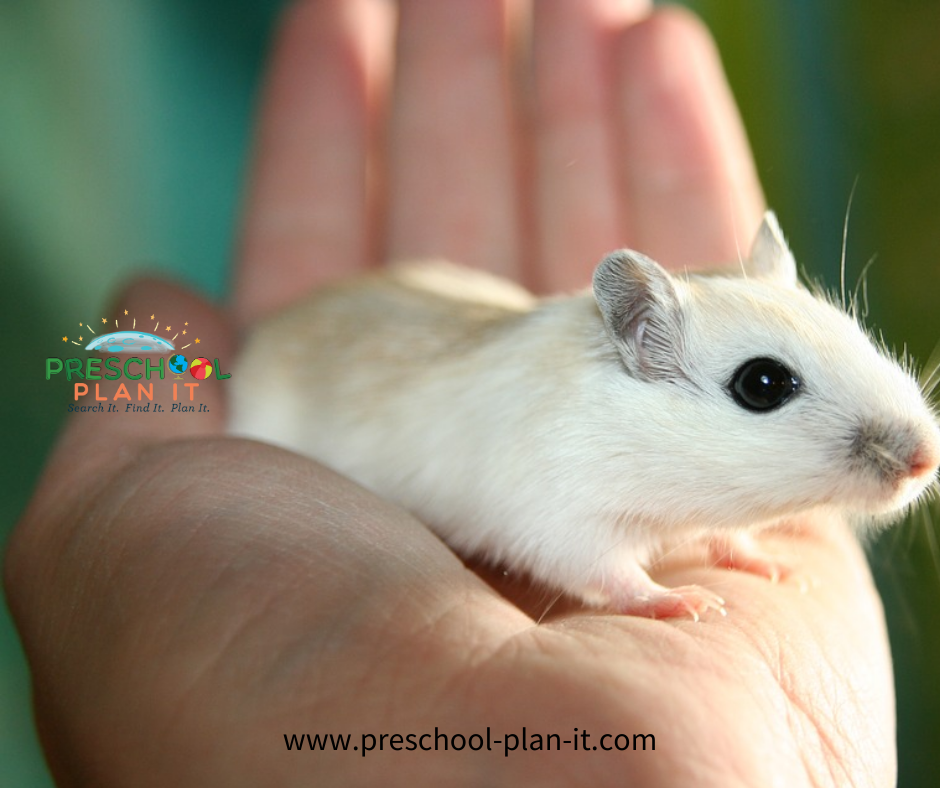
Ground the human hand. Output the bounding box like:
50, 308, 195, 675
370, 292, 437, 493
5, 1, 895, 785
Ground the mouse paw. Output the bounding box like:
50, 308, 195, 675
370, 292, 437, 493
709, 535, 790, 583
618, 585, 727, 622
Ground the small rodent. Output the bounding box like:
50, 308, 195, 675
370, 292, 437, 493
230, 213, 940, 619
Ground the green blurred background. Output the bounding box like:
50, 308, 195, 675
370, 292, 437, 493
2, 0, 938, 784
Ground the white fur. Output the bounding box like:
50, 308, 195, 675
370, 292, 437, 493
230, 213, 940, 609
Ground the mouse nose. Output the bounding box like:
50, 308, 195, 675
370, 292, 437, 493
906, 438, 940, 480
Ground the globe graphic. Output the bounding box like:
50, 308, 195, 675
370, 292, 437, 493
168, 354, 187, 374
190, 357, 213, 380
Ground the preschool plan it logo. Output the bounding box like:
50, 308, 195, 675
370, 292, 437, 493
47, 309, 230, 413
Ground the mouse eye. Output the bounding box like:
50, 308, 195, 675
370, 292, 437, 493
729, 357, 801, 412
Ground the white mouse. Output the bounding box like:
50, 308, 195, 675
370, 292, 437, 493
229, 213, 940, 619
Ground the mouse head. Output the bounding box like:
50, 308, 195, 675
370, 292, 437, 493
592, 212, 940, 524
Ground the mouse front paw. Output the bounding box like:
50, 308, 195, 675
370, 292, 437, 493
583, 558, 727, 621
708, 534, 790, 583
616, 584, 727, 622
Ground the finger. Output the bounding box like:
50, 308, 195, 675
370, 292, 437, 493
235, 0, 394, 324
531, 0, 650, 292
385, 0, 522, 278
617, 7, 765, 269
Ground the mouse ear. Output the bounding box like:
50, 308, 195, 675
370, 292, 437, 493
745, 211, 798, 287
593, 250, 686, 381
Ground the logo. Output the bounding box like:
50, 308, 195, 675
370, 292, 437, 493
46, 310, 230, 414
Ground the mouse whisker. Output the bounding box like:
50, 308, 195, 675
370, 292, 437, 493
916, 498, 940, 588
850, 253, 877, 323
730, 195, 746, 279
535, 589, 567, 624
917, 337, 940, 399
839, 176, 860, 313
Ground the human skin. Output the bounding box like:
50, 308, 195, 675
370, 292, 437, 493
5, 1, 895, 786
